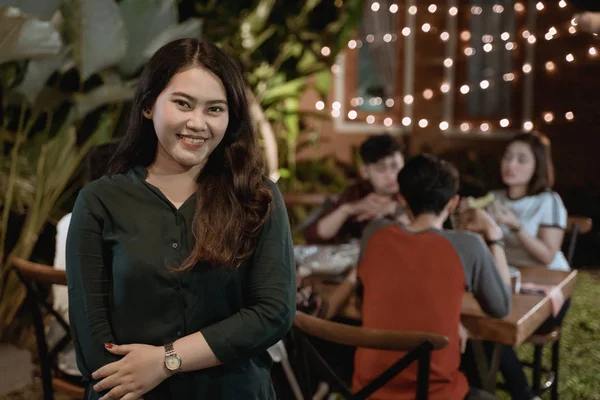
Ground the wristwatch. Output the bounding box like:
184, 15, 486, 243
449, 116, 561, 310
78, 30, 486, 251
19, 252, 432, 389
164, 342, 182, 373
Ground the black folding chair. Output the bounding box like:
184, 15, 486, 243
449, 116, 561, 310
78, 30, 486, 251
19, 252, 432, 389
292, 311, 448, 400
11, 257, 85, 400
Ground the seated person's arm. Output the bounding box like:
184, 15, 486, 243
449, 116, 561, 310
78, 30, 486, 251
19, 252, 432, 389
322, 268, 358, 320
461, 209, 511, 317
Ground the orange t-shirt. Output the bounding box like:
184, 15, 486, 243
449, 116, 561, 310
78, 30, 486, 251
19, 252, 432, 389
353, 221, 511, 400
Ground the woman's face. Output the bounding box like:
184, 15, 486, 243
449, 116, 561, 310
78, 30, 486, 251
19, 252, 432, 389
501, 141, 536, 188
145, 66, 229, 173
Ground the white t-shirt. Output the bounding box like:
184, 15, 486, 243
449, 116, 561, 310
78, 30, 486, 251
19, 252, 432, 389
47, 213, 81, 376
491, 190, 570, 271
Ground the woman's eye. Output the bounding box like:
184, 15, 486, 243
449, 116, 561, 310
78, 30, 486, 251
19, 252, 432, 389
174, 100, 190, 108
208, 106, 224, 113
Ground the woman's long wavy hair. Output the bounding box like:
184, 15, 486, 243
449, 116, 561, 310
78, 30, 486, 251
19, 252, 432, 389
107, 38, 272, 269
504, 132, 555, 196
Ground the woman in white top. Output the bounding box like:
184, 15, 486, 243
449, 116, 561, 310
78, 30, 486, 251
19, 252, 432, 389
491, 132, 570, 271
482, 132, 569, 400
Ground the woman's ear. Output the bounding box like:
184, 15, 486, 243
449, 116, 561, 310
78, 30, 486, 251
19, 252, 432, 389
142, 108, 153, 119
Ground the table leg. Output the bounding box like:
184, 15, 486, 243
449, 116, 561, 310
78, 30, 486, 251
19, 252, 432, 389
471, 340, 503, 393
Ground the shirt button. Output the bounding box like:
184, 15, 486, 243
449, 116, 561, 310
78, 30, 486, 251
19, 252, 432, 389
172, 242, 178, 249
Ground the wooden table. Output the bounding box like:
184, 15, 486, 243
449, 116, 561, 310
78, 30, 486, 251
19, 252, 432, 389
306, 267, 578, 392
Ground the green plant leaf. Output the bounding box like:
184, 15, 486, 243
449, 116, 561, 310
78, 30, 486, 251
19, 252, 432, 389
118, 0, 178, 77
61, 0, 127, 81
261, 77, 306, 104
314, 69, 331, 99
0, 7, 63, 63
143, 18, 203, 59
72, 80, 137, 119
0, 0, 62, 20
13, 47, 70, 104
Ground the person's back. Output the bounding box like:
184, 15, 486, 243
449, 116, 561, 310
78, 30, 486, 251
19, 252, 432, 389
353, 155, 511, 400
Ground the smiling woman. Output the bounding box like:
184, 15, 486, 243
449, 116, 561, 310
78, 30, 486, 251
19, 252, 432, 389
65, 39, 296, 400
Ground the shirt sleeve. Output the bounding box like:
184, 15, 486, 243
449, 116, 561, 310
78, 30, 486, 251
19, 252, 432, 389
303, 183, 362, 244
66, 188, 121, 379
539, 192, 567, 229
461, 233, 512, 318
52, 213, 72, 320
200, 180, 297, 364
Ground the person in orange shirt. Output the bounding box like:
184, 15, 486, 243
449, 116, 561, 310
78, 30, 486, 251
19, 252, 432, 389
354, 154, 512, 400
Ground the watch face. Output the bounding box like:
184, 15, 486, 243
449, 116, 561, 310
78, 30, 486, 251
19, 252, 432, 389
165, 354, 181, 371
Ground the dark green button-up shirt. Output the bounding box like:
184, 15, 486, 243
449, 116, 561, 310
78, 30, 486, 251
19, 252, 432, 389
66, 167, 296, 399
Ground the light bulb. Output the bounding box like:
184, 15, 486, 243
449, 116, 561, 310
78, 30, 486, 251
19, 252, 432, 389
389, 4, 398, 13
384, 118, 393, 127
439, 121, 449, 130
460, 85, 470, 94
480, 80, 490, 89
348, 40, 357, 49
566, 53, 574, 62
321, 46, 331, 56
401, 117, 411, 126
371, 2, 380, 12
348, 110, 357, 120
501, 32, 510, 41
428, 4, 437, 13
480, 123, 490, 132
523, 121, 533, 131
441, 83, 450, 93
449, 7, 458, 16
522, 63, 532, 74
503, 73, 515, 82
460, 123, 470, 132
461, 31, 471, 41
419, 119, 429, 128
315, 101, 325, 110
402, 27, 411, 36
404, 95, 414, 104
500, 119, 510, 127
444, 58, 453, 67
565, 111, 574, 120
484, 43, 493, 52
545, 61, 555, 71
366, 115, 375, 124
536, 2, 544, 11
408, 5, 417, 15
423, 89, 434, 99
543, 112, 554, 123
440, 32, 450, 41
422, 23, 431, 33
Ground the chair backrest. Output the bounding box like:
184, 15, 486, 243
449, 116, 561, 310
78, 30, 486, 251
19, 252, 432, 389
11, 257, 84, 400
293, 311, 448, 400
565, 216, 593, 265
294, 311, 448, 351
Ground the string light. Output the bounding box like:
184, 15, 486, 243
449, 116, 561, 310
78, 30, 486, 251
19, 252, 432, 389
315, 101, 325, 110
348, 110, 357, 120
348, 40, 357, 49
482, 35, 493, 43
439, 121, 449, 130
493, 5, 504, 13
332, 109, 340, 118
545, 61, 555, 71
440, 83, 450, 93
566, 53, 574, 62
527, 35, 536, 44
480, 123, 490, 132
423, 89, 434, 99
569, 26, 576, 34
500, 119, 510, 127
523, 121, 533, 131
559, 0, 567, 7
536, 2, 544, 11
366, 115, 375, 124
385, 99, 395, 107
332, 101, 341, 110
408, 5, 417, 15
384, 118, 394, 127
545, 32, 553, 40
480, 80, 490, 89
402, 27, 411, 36
589, 47, 597, 56
503, 73, 515, 82
543, 112, 554, 123
371, 2, 380, 12
389, 4, 398, 13
331, 64, 341, 74
428, 4, 437, 13
484, 44, 493, 52
522, 30, 531, 39
404, 95, 413, 104
514, 2, 525, 13
471, 6, 483, 15
571, 18, 578, 26
401, 117, 411, 126
383, 33, 392, 42
522, 63, 532, 74
321, 46, 331, 56
422, 23, 431, 33
366, 34, 375, 43
506, 42, 516, 50
465, 47, 475, 56
460, 85, 470, 94
419, 119, 428, 128
444, 58, 453, 67
440, 32, 450, 41
565, 111, 574, 120
460, 123, 470, 132
501, 32, 510, 41
461, 31, 471, 41
449, 7, 458, 16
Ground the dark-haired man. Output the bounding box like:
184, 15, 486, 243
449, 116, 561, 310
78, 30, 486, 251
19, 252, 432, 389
304, 134, 407, 244
353, 154, 511, 400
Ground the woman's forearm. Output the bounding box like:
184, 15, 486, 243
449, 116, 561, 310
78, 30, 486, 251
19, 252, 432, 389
172, 332, 221, 372
515, 229, 556, 265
